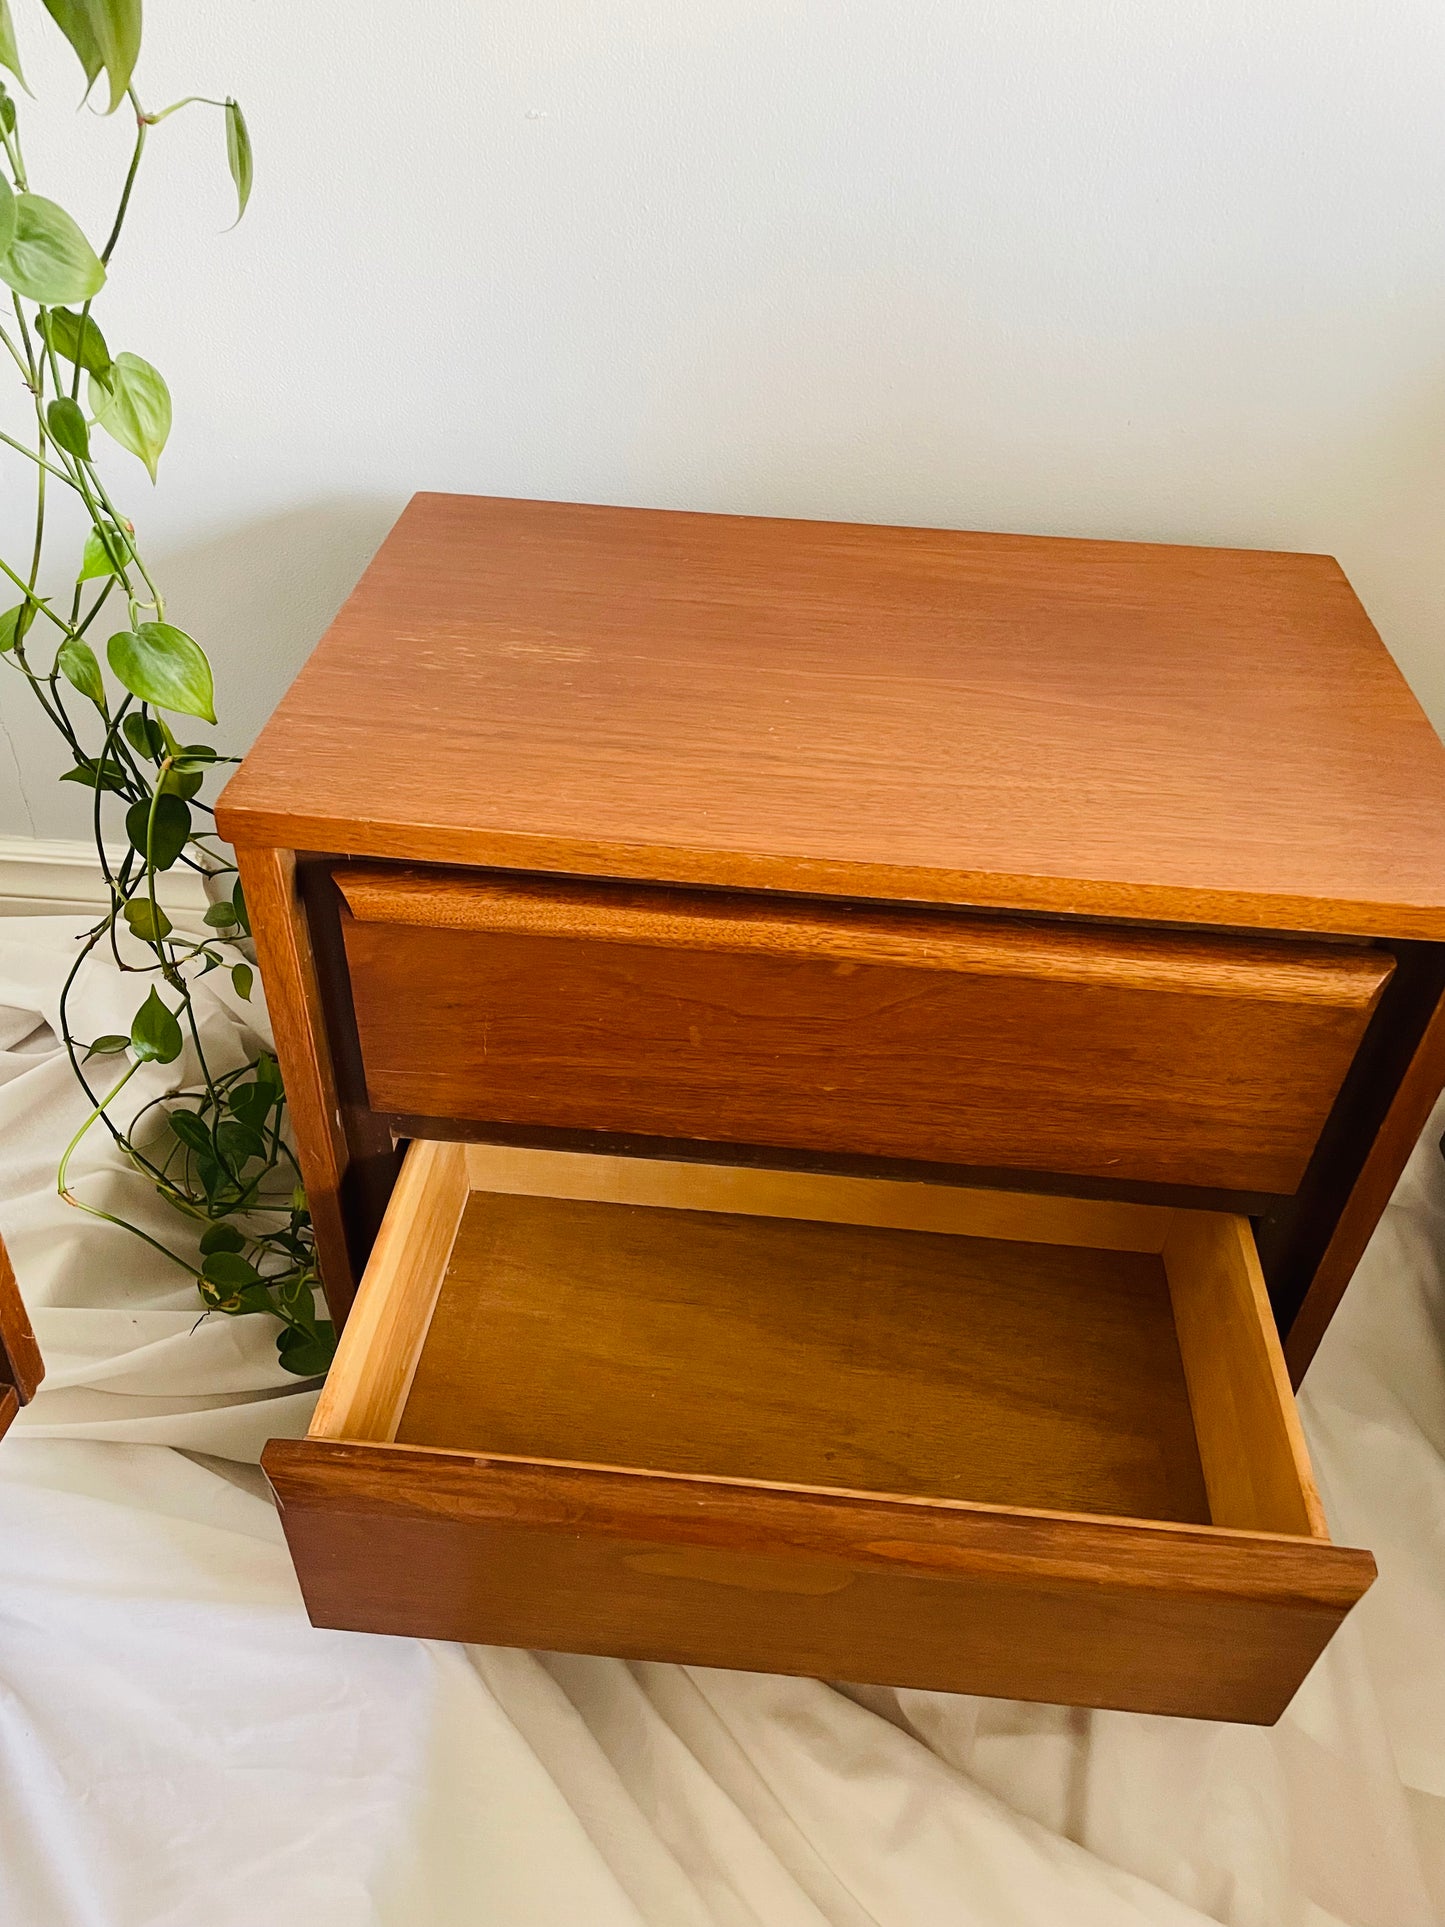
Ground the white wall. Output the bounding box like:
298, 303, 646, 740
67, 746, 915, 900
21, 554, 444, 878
4, 0, 1445, 834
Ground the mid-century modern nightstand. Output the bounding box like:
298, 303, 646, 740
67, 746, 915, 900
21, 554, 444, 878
217, 494, 1445, 1724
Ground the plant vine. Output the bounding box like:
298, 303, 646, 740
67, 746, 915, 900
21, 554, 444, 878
0, 1, 332, 1377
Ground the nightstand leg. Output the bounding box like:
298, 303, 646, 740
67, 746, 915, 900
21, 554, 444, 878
236, 845, 397, 1326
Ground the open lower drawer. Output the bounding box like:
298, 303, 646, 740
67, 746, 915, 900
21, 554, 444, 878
262, 1141, 1376, 1723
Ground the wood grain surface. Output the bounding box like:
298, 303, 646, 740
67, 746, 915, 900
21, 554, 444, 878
235, 847, 362, 1321
263, 1439, 1376, 1724
1164, 1212, 1326, 1537
457, 1141, 1178, 1251
0, 1233, 41, 1439
309, 1138, 468, 1443
276, 1141, 1375, 1718
337, 866, 1395, 1000
338, 875, 1391, 1193
216, 494, 1445, 938
388, 1113, 1281, 1214
394, 1191, 1211, 1523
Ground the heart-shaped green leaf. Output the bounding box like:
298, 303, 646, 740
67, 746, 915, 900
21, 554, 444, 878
90, 0, 140, 111
215, 1116, 264, 1165
0, 601, 33, 652
78, 519, 132, 581
164, 745, 216, 780
203, 898, 240, 929
56, 634, 104, 706
0, 4, 25, 89
230, 962, 253, 1001
0, 193, 104, 302
225, 97, 252, 222
121, 711, 165, 759
159, 762, 204, 801
168, 1109, 213, 1157
41, 0, 139, 113
38, 305, 110, 376
46, 394, 89, 460
83, 1033, 128, 1059
227, 1084, 274, 1132
60, 754, 125, 791
89, 351, 169, 478
201, 1249, 261, 1289
129, 986, 182, 1063
198, 1224, 244, 1258
107, 621, 215, 723
122, 896, 172, 944
125, 791, 190, 870
276, 1321, 336, 1377
224, 1078, 264, 1114
40, 0, 99, 89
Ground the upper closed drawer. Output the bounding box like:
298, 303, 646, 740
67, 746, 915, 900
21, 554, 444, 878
335, 866, 1394, 1194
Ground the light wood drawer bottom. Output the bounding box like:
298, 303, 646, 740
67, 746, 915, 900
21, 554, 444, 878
263, 1143, 1375, 1723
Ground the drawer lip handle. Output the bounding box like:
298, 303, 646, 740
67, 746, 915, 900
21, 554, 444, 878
335, 866, 1394, 1005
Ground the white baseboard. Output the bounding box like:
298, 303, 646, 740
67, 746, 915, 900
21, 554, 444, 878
0, 834, 213, 920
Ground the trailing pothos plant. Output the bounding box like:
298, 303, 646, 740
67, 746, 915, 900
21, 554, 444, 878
0, 1, 332, 1377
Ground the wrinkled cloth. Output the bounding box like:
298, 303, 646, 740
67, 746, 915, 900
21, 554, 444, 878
0, 916, 1441, 1926
0, 917, 319, 1460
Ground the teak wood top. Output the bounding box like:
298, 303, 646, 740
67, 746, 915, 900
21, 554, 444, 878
217, 492, 1445, 937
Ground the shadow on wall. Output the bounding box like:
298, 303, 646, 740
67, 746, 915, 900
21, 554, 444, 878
154, 496, 405, 755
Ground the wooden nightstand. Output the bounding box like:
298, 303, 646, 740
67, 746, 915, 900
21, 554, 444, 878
217, 494, 1445, 1723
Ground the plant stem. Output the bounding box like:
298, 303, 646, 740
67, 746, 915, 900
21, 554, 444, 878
57, 1055, 139, 1178
0, 48, 329, 1374
0, 424, 80, 485
101, 102, 148, 265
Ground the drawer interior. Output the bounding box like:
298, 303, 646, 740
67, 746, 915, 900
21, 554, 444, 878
311, 1140, 1330, 1542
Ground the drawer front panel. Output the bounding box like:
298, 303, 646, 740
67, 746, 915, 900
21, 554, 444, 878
336, 868, 1393, 1193
264, 1441, 1371, 1725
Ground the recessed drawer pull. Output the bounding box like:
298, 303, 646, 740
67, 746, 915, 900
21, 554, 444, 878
623, 1549, 857, 1595
337, 867, 1389, 998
